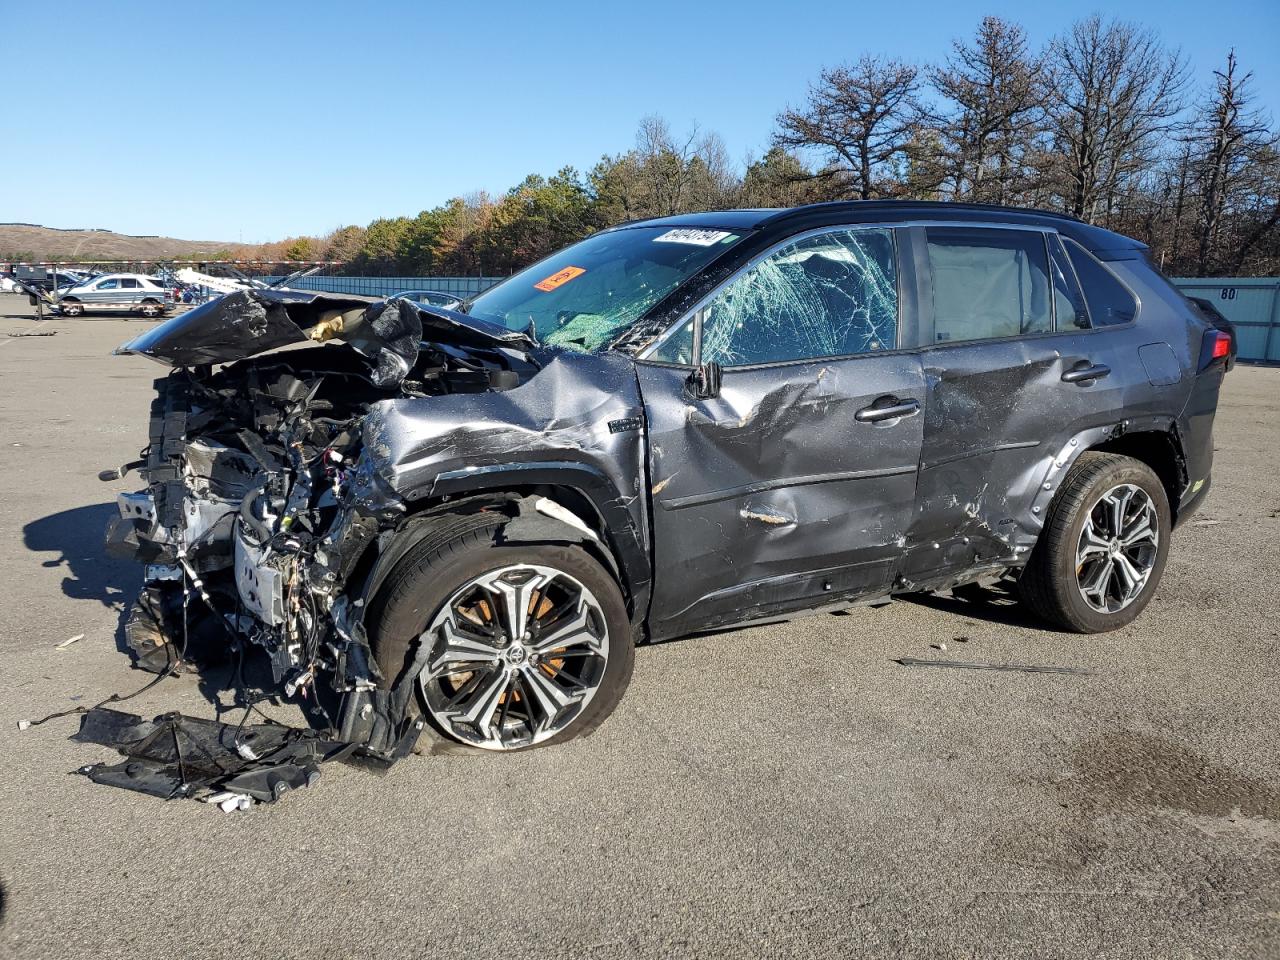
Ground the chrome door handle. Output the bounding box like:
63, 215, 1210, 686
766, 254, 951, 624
855, 398, 920, 423
1062, 362, 1111, 384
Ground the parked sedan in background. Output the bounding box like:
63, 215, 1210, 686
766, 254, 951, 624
56, 273, 173, 318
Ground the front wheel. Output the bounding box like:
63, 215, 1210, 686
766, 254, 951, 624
59, 299, 83, 317
1019, 452, 1171, 633
368, 515, 634, 752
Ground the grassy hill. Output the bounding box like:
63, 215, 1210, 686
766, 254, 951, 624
0, 223, 236, 262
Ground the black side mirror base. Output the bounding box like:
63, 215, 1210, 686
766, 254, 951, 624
686, 361, 722, 400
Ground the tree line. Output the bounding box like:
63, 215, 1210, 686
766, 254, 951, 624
250, 15, 1280, 278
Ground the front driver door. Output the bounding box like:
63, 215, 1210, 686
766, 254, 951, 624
87, 278, 118, 307
635, 226, 927, 640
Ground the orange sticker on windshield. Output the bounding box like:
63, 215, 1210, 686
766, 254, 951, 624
534, 265, 585, 291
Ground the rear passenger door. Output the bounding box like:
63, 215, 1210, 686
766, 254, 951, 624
901, 224, 1145, 583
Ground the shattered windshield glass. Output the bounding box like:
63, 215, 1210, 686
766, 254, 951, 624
465, 226, 744, 352
653, 228, 899, 366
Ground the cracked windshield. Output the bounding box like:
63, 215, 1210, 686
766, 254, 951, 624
465, 225, 744, 351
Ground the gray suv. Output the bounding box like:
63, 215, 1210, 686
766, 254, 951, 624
105, 201, 1228, 757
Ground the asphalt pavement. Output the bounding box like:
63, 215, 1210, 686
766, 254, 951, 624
0, 299, 1276, 959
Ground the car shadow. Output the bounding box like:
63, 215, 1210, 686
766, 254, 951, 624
23, 503, 137, 657
22, 503, 329, 730
903, 583, 1056, 632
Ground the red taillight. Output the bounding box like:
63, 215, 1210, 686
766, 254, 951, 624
1199, 329, 1232, 371
1211, 332, 1230, 360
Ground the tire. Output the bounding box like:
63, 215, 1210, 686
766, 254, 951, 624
139, 300, 162, 318
60, 300, 83, 317
368, 513, 634, 752
1019, 451, 1171, 633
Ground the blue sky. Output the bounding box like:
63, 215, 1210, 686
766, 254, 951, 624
5, 0, 1277, 242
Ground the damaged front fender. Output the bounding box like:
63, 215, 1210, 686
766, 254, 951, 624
357, 349, 653, 616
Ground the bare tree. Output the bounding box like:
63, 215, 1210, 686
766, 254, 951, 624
773, 56, 923, 199
1043, 16, 1188, 222
1222, 139, 1280, 275
592, 117, 736, 223
930, 17, 1046, 204
1187, 51, 1276, 274
737, 147, 835, 207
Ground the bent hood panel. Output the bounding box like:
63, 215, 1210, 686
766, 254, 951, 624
115, 289, 534, 387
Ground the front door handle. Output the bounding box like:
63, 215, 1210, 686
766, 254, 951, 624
855, 397, 921, 423
1062, 362, 1111, 384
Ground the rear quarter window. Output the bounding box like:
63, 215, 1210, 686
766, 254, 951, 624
1063, 239, 1139, 326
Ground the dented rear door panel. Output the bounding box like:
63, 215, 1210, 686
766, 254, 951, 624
637, 354, 926, 639
903, 241, 1190, 584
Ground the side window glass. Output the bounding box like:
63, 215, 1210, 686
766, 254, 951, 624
1048, 236, 1090, 329
925, 227, 1052, 341
693, 228, 898, 366
121, 278, 140, 289
649, 315, 695, 364
1063, 239, 1139, 326
98, 279, 118, 290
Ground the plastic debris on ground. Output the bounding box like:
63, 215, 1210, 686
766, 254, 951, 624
71, 707, 371, 809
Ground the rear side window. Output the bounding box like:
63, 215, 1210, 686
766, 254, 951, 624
925, 227, 1052, 342
1048, 236, 1090, 330
121, 278, 140, 289
1063, 239, 1138, 326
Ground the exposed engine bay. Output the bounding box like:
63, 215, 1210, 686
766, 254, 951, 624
110, 342, 497, 686
94, 288, 585, 799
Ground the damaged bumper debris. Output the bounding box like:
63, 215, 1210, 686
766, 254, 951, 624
81, 286, 637, 804
74, 707, 365, 809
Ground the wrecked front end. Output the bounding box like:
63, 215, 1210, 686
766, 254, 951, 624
101, 287, 635, 788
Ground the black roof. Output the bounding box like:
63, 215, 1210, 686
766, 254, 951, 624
622, 201, 1146, 256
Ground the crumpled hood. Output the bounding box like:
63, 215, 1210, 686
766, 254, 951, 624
115, 288, 534, 388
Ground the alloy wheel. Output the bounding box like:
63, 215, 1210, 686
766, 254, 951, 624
1075, 483, 1160, 614
417, 563, 611, 750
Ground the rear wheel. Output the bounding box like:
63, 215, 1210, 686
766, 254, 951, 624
139, 299, 163, 318
1019, 452, 1170, 633
368, 516, 633, 752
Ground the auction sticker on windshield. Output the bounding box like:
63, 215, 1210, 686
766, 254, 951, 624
653, 229, 733, 246
534, 265, 586, 291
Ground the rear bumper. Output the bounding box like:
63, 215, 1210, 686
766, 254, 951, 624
1173, 471, 1211, 528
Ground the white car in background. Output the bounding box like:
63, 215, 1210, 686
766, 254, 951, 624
55, 273, 174, 318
